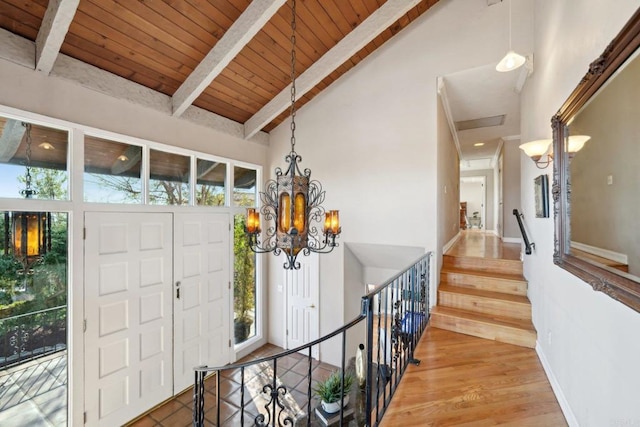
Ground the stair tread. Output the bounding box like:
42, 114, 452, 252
438, 284, 531, 304
431, 306, 535, 331
441, 267, 526, 282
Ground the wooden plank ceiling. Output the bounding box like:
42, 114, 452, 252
0, 0, 439, 134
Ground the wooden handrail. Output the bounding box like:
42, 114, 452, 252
513, 209, 534, 255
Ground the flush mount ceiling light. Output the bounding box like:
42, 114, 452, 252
38, 141, 54, 150
245, 0, 341, 270
496, 0, 526, 72
520, 135, 590, 168
473, 142, 485, 147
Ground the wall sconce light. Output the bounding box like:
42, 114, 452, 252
520, 135, 591, 168
566, 135, 590, 159
519, 139, 552, 169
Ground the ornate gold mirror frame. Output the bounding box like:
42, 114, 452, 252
552, 8, 640, 313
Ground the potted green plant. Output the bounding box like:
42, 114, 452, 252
314, 370, 354, 413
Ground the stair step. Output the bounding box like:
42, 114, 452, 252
430, 306, 536, 348
438, 285, 531, 320
444, 254, 523, 275
440, 267, 527, 296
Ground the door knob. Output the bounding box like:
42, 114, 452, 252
308, 304, 316, 309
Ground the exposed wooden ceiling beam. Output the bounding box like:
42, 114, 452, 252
0, 119, 25, 162
172, 0, 286, 118
243, 0, 424, 139
35, 0, 79, 74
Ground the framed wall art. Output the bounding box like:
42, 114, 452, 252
534, 174, 549, 218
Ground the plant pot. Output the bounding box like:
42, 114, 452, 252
234, 318, 253, 343
321, 395, 349, 414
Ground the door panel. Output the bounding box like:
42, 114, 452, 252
85, 212, 173, 426
174, 213, 230, 392
286, 253, 319, 358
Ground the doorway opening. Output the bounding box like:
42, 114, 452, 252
460, 176, 486, 230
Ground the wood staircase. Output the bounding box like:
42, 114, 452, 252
430, 253, 536, 348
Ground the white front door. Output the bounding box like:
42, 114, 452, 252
285, 253, 319, 358
84, 212, 173, 426
173, 213, 231, 392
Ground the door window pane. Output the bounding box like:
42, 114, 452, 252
196, 159, 226, 206
0, 117, 69, 200
234, 214, 256, 345
149, 149, 190, 205
233, 166, 256, 207
84, 136, 142, 203
0, 211, 68, 424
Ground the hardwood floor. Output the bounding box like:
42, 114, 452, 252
446, 231, 521, 261
381, 327, 567, 426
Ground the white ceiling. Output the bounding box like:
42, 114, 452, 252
440, 0, 533, 170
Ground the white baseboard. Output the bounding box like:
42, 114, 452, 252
570, 241, 628, 264
442, 231, 461, 254
535, 342, 578, 426
503, 237, 522, 244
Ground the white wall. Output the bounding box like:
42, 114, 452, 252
437, 93, 460, 271
521, 1, 640, 425
343, 246, 366, 366
267, 0, 534, 353
503, 139, 522, 239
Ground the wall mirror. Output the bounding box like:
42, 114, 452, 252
553, 8, 640, 313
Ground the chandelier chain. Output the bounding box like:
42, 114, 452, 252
22, 122, 35, 198
289, 0, 297, 152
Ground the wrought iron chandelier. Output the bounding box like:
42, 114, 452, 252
245, 0, 341, 270
3, 122, 51, 273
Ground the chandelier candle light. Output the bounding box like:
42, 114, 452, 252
245, 0, 341, 270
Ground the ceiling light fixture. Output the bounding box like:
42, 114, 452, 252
4, 123, 52, 274
245, 0, 341, 270
520, 135, 590, 168
474, 142, 485, 147
496, 0, 526, 72
117, 154, 128, 162
39, 142, 54, 150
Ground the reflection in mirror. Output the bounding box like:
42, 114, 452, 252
568, 49, 640, 279
553, 7, 640, 313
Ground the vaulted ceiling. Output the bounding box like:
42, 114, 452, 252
0, 0, 439, 139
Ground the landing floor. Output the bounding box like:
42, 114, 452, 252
381, 327, 567, 426
447, 230, 520, 260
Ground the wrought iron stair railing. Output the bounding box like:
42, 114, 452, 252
513, 209, 534, 255
193, 252, 432, 427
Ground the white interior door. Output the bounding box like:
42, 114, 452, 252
174, 213, 231, 392
84, 212, 173, 426
285, 253, 319, 358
